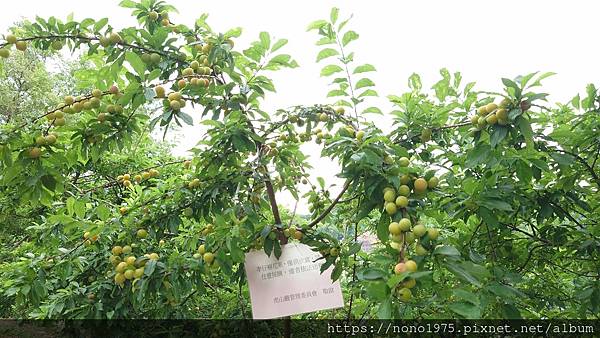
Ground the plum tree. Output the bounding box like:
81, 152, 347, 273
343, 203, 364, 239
0, 1, 597, 324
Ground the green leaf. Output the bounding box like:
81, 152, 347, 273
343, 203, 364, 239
270, 38, 288, 52
320, 64, 343, 77
377, 297, 392, 319
490, 126, 508, 148
342, 30, 359, 46
119, 0, 137, 8
449, 302, 481, 319
224, 27, 242, 38
433, 245, 461, 257
316, 48, 339, 62
259, 32, 271, 50
125, 51, 146, 78
358, 89, 378, 98
515, 116, 534, 149
530, 72, 556, 87
330, 7, 340, 24
362, 107, 382, 115
365, 281, 389, 301
353, 64, 376, 74
306, 20, 327, 31
515, 160, 532, 183
355, 78, 375, 89
478, 207, 499, 227
356, 267, 386, 281
327, 89, 347, 97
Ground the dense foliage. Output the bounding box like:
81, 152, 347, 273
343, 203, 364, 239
0, 0, 598, 320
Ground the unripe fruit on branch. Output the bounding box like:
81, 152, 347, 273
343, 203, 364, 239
114, 273, 125, 284
190, 60, 200, 70
428, 177, 439, 189
6, 34, 17, 44
45, 134, 57, 145
413, 178, 427, 193
496, 108, 508, 120
203, 252, 215, 264
142, 171, 151, 180
28, 147, 42, 158
35, 136, 46, 146
413, 224, 426, 237
168, 92, 182, 101
400, 174, 411, 185
477, 106, 487, 116
134, 267, 144, 279
182, 67, 194, 76
51, 41, 63, 50
155, 86, 165, 98
109, 85, 119, 95
470, 114, 479, 125
398, 218, 411, 232
92, 89, 102, 98
399, 157, 410, 167
99, 36, 109, 47
397, 288, 412, 302
485, 103, 498, 113
319, 113, 328, 122
122, 245, 132, 254
170, 100, 181, 110
64, 96, 75, 105
150, 53, 161, 64
486, 113, 498, 125
420, 128, 432, 142
112, 246, 123, 255
383, 189, 396, 202
394, 263, 407, 274
329, 247, 339, 256
355, 130, 365, 142
395, 195, 409, 208
116, 262, 127, 273
404, 260, 417, 272
125, 256, 136, 265
398, 185, 410, 197
124, 270, 134, 280
149, 252, 159, 260
109, 32, 122, 45
385, 202, 397, 215
15, 41, 27, 51
177, 79, 187, 89
388, 222, 402, 235
427, 228, 439, 240
402, 278, 416, 288
415, 244, 428, 256
390, 233, 403, 243
0, 48, 9, 58
335, 107, 345, 114
136, 229, 148, 239
148, 11, 159, 20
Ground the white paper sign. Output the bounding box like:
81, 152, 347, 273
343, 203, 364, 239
244, 243, 344, 319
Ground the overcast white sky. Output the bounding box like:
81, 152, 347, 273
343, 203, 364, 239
2, 1, 599, 214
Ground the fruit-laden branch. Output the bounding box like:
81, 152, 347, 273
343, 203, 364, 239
8, 91, 112, 134
80, 160, 186, 193
0, 34, 173, 58
306, 179, 353, 228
